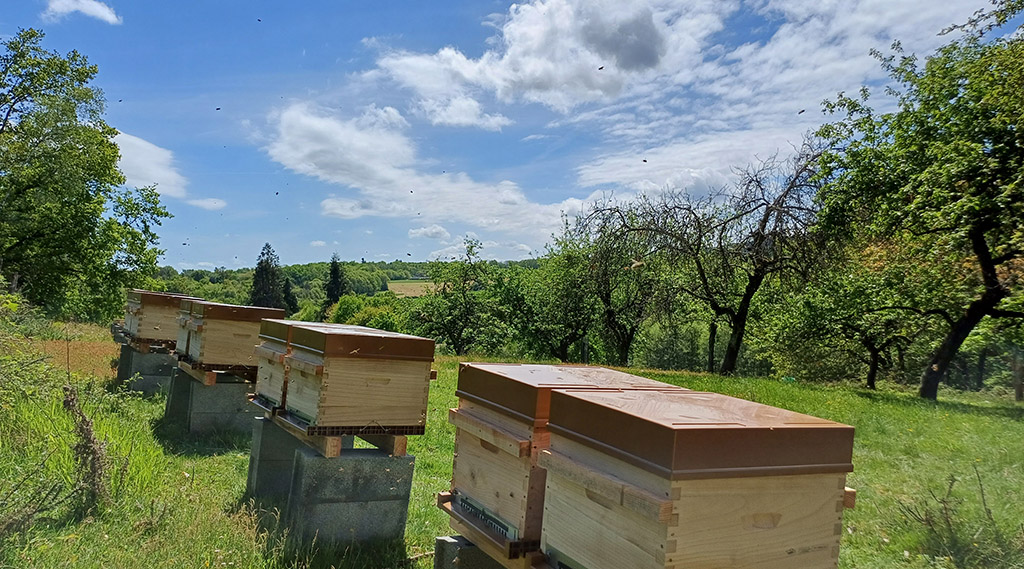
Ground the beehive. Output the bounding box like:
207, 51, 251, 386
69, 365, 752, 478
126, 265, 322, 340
281, 324, 435, 434
174, 298, 198, 358
539, 389, 855, 569
441, 364, 686, 558
125, 290, 196, 343
185, 301, 285, 367
252, 318, 297, 408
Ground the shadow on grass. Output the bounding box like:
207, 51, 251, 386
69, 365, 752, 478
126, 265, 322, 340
854, 389, 1024, 421
149, 413, 252, 456
231, 497, 414, 569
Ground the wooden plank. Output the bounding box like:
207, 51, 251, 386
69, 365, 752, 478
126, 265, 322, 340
541, 473, 666, 569
178, 360, 217, 385
449, 407, 531, 458
254, 344, 286, 363
271, 414, 343, 458
538, 450, 673, 524
666, 473, 846, 568
452, 430, 536, 540
286, 354, 323, 376
357, 434, 407, 456
844, 486, 856, 509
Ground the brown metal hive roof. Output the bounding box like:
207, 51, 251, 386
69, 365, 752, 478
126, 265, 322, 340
548, 388, 854, 480
456, 363, 686, 426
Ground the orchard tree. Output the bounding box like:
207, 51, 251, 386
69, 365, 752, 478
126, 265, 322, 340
818, 29, 1024, 399
415, 238, 497, 355
0, 29, 169, 318
249, 243, 286, 309
492, 231, 596, 362
610, 140, 825, 373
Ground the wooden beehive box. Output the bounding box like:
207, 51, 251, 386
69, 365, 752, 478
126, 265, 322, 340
252, 318, 296, 408
185, 301, 285, 368
282, 324, 435, 434
174, 298, 199, 358
539, 389, 855, 569
440, 364, 686, 560
125, 289, 195, 343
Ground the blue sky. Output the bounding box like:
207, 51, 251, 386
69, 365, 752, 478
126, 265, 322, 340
2, 0, 997, 269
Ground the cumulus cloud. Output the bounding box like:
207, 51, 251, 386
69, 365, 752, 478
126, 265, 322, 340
116, 132, 227, 210
408, 224, 451, 240
116, 133, 188, 198
266, 103, 584, 243
42, 0, 122, 24
310, 240, 327, 247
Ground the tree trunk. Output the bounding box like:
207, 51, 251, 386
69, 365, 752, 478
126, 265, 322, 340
706, 321, 717, 373
919, 290, 1004, 399
920, 228, 1009, 400
866, 348, 880, 390
719, 272, 765, 374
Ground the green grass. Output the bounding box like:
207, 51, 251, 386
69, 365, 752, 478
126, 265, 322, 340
1, 332, 1022, 568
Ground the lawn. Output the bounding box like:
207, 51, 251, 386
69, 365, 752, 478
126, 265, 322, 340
0, 326, 1021, 568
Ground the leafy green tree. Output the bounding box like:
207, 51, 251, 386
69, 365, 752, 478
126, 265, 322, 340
818, 30, 1024, 399
325, 253, 350, 304
579, 207, 665, 366
248, 243, 286, 309
415, 238, 498, 355
492, 235, 596, 362
282, 276, 299, 314
0, 29, 169, 319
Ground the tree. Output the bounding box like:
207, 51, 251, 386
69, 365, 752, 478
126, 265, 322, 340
581, 207, 665, 366
248, 243, 286, 309
415, 238, 498, 355
0, 29, 169, 319
491, 232, 596, 362
818, 31, 1024, 399
609, 140, 825, 373
325, 253, 350, 303
282, 276, 299, 314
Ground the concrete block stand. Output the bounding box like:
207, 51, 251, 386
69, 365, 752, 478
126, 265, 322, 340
285, 446, 415, 545
115, 344, 177, 396
163, 370, 259, 435
245, 419, 415, 546
247, 417, 308, 505
434, 536, 505, 569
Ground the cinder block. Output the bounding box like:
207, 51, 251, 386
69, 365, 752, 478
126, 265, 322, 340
247, 417, 305, 504
187, 380, 258, 434
164, 369, 192, 423
117, 346, 176, 395
285, 446, 415, 545
116, 344, 134, 383
434, 536, 504, 569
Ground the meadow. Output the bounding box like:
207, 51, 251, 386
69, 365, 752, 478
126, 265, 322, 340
0, 324, 1021, 568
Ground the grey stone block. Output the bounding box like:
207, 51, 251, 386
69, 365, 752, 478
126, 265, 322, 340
163, 369, 193, 424
285, 447, 415, 545
434, 536, 505, 569
188, 380, 258, 434
247, 418, 305, 504
117, 346, 176, 395
116, 344, 133, 383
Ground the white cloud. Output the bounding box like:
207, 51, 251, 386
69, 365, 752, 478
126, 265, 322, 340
266, 103, 584, 245
418, 96, 512, 130
186, 198, 227, 211
408, 224, 451, 240
116, 132, 188, 199
117, 133, 228, 211
42, 0, 122, 24
310, 240, 327, 247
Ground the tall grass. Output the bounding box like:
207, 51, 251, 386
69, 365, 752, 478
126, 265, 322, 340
1, 325, 1022, 568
